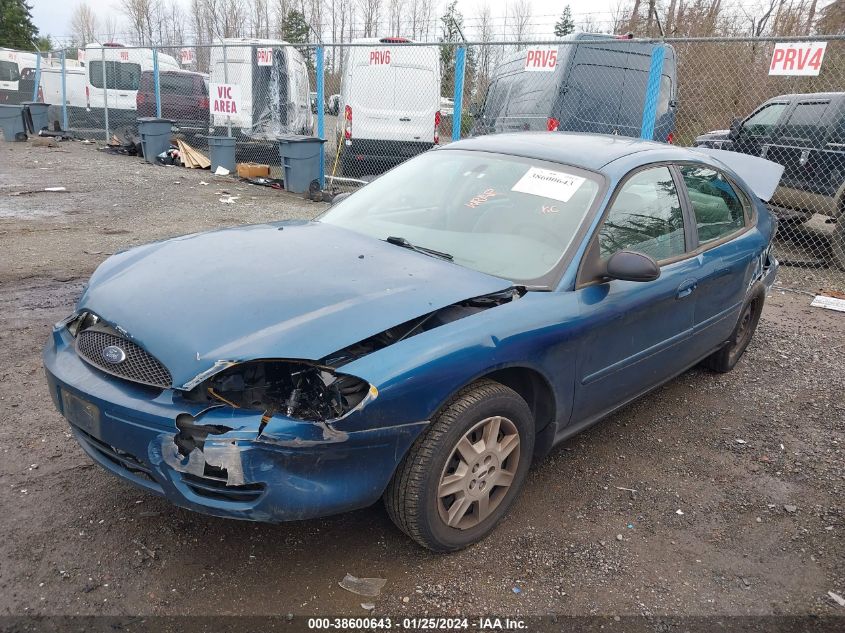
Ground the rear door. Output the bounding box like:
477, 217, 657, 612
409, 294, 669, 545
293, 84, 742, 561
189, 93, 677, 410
393, 64, 437, 143
558, 63, 626, 135
0, 57, 21, 103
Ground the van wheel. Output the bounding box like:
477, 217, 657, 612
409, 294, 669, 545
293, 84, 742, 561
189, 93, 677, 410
702, 284, 765, 373
384, 380, 534, 552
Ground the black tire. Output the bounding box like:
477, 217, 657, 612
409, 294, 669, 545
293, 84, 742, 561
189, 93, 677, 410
384, 379, 535, 552
702, 283, 765, 373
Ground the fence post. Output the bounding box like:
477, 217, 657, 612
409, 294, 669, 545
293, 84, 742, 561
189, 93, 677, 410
60, 50, 67, 130
316, 45, 325, 189
223, 43, 231, 138
452, 46, 466, 142
101, 45, 110, 142
640, 44, 665, 141
32, 52, 41, 101
153, 47, 162, 118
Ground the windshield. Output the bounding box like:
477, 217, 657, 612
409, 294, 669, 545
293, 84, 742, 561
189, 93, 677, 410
320, 150, 602, 283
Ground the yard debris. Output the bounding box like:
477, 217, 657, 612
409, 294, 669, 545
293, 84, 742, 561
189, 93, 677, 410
219, 196, 239, 204
784, 505, 798, 513
9, 187, 67, 196
214, 165, 230, 176
338, 574, 387, 597
175, 140, 211, 169
361, 603, 375, 610
44, 187, 66, 192
676, 509, 685, 515
810, 295, 845, 313
829, 591, 845, 607
237, 162, 270, 178
735, 439, 747, 444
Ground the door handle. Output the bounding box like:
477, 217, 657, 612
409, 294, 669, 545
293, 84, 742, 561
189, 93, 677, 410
676, 280, 697, 299
399, 117, 411, 121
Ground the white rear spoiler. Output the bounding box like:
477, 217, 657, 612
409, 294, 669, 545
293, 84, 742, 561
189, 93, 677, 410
694, 148, 785, 202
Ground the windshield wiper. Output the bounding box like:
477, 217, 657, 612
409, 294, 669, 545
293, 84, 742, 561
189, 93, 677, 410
385, 236, 453, 261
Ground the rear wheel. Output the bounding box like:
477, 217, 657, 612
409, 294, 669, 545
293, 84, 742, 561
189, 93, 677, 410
702, 284, 765, 373
384, 380, 534, 552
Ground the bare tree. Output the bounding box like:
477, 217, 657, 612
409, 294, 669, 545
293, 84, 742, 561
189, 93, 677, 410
101, 13, 120, 42
509, 0, 532, 42
71, 2, 99, 45
357, 0, 380, 37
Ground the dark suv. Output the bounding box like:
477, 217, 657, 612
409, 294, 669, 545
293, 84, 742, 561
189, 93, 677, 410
694, 92, 845, 269
137, 70, 209, 138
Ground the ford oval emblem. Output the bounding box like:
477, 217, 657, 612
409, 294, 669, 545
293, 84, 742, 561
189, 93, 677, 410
102, 345, 127, 365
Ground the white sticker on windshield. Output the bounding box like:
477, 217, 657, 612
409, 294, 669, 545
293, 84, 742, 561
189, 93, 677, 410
511, 168, 585, 203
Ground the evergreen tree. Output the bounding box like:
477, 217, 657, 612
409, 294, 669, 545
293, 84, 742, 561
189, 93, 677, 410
0, 0, 40, 50
281, 10, 312, 68
554, 5, 576, 37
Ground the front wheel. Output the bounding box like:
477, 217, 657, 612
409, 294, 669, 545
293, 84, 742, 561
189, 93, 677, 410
702, 283, 765, 373
384, 380, 535, 552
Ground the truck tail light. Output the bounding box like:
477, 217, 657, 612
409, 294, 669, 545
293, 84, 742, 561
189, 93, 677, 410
434, 110, 441, 144
199, 96, 209, 109
136, 91, 145, 107
37, 85, 44, 102
667, 132, 674, 144
547, 117, 559, 132
344, 105, 352, 140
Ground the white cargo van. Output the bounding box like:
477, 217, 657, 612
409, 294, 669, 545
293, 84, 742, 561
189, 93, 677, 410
337, 37, 441, 176
84, 44, 179, 128
0, 48, 37, 104
38, 65, 86, 129
208, 38, 312, 139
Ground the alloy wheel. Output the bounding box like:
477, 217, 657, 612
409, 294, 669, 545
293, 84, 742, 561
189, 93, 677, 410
436, 415, 521, 530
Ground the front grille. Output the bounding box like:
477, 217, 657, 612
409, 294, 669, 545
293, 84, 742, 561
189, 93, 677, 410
76, 326, 172, 389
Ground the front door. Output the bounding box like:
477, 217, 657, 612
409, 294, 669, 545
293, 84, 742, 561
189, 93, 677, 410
573, 165, 699, 423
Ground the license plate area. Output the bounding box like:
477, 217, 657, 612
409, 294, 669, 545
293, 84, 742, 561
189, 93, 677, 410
61, 390, 101, 437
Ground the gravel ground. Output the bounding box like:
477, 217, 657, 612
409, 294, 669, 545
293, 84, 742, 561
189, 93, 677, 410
0, 139, 843, 620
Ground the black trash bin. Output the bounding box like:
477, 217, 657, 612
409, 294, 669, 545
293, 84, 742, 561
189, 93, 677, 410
22, 102, 51, 135
137, 117, 173, 164
277, 135, 326, 194
0, 104, 27, 141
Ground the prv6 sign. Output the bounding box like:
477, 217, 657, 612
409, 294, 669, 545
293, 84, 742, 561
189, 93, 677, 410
210, 83, 242, 115
769, 42, 827, 76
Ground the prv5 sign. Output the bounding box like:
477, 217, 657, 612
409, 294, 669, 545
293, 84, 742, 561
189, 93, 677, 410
525, 47, 558, 71
769, 42, 826, 76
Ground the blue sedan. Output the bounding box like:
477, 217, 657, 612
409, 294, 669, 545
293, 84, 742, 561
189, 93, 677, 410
43, 133, 783, 551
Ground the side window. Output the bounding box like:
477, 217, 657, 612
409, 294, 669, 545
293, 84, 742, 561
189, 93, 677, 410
599, 166, 686, 261
743, 102, 788, 137
680, 166, 746, 244
780, 101, 830, 144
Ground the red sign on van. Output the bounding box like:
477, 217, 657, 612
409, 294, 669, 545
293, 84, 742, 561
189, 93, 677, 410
769, 42, 826, 76
210, 83, 241, 115
257, 47, 273, 66
369, 50, 391, 65
525, 47, 557, 72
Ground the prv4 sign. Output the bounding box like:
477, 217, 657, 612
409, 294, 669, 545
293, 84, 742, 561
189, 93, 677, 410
769, 42, 826, 76
525, 47, 558, 72
210, 83, 242, 115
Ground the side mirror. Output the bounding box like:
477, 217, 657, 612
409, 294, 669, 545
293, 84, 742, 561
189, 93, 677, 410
606, 250, 661, 282
329, 191, 352, 205
728, 116, 742, 140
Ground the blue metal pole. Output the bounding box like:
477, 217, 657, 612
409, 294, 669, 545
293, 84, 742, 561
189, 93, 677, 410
153, 48, 162, 118
640, 44, 665, 141
32, 53, 41, 101
61, 50, 68, 130
452, 46, 466, 142
316, 45, 325, 189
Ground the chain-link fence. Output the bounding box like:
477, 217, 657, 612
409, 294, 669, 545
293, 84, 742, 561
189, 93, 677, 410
2, 34, 843, 293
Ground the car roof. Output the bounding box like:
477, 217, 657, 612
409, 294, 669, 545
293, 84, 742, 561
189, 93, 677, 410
444, 132, 702, 172
766, 92, 844, 101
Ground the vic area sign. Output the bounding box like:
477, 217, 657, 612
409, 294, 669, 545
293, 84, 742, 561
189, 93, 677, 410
210, 83, 241, 115
769, 42, 826, 76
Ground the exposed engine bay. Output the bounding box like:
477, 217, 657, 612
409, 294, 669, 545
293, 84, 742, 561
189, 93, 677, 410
186, 360, 372, 423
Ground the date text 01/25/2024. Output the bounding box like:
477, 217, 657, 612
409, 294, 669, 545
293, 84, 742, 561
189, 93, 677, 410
306, 617, 527, 630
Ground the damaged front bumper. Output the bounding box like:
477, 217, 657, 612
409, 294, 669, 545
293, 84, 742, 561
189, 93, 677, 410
43, 326, 427, 522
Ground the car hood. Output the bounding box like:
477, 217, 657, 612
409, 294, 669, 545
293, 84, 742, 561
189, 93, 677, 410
78, 221, 513, 389
694, 129, 730, 144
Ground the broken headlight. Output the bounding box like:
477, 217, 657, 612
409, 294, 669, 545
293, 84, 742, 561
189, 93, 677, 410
187, 360, 374, 423
64, 311, 99, 337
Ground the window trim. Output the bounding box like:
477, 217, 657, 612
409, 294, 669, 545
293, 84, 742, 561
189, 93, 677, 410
575, 161, 693, 289
674, 161, 754, 252
741, 101, 790, 139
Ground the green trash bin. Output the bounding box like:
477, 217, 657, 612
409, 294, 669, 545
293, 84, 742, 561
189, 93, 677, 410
208, 136, 237, 173
22, 102, 51, 134
277, 134, 326, 194
0, 104, 27, 142
137, 117, 173, 164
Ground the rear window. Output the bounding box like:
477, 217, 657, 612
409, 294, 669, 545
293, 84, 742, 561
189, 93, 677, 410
0, 61, 20, 82
160, 74, 202, 95
393, 67, 434, 110
89, 60, 142, 90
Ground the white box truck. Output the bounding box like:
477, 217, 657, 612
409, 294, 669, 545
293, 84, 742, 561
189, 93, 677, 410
336, 37, 441, 176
